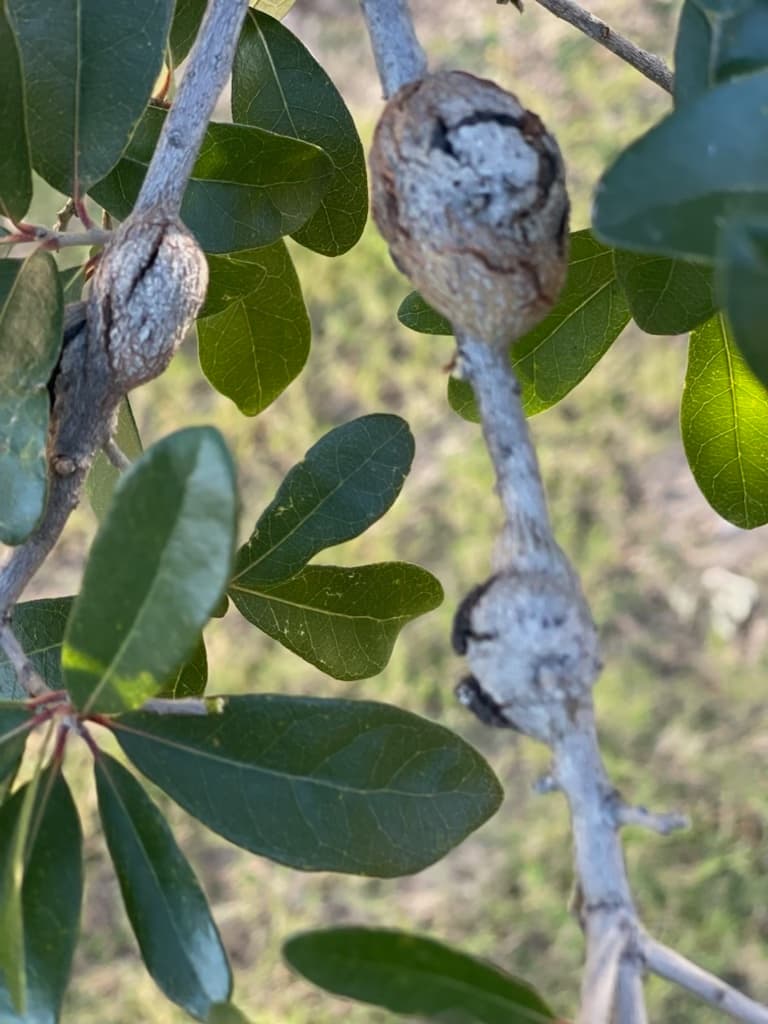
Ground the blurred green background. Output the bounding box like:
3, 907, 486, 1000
8, 1, 768, 1021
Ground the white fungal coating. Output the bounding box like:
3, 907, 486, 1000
370, 70, 569, 346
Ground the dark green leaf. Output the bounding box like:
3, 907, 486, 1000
198, 242, 310, 415
0, 771, 83, 1023
614, 251, 716, 334
681, 313, 768, 528
230, 562, 443, 679
0, 598, 74, 699
0, 250, 63, 545
592, 70, 768, 261
284, 929, 556, 1024
90, 106, 334, 254
169, 0, 207, 65
0, 7, 31, 221
114, 695, 503, 877
675, 0, 768, 106
397, 293, 453, 335
232, 10, 367, 256
86, 398, 143, 521
59, 265, 87, 304
6, 0, 173, 195
449, 232, 631, 420
157, 637, 208, 700
232, 415, 414, 586
62, 427, 237, 714
95, 753, 231, 1018
0, 705, 32, 788
0, 261, 21, 305
717, 216, 768, 386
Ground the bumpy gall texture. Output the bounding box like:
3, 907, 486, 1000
370, 70, 569, 346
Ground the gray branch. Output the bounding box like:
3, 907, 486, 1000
359, 0, 428, 97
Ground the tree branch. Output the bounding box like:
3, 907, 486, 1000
523, 0, 673, 94
0, 622, 52, 699
359, 0, 428, 98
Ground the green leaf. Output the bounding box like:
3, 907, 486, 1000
284, 929, 556, 1024
6, 0, 173, 195
0, 261, 22, 305
169, 0, 207, 65
207, 1004, 253, 1024
62, 427, 237, 714
449, 232, 631, 420
233, 415, 414, 586
0, 250, 63, 545
95, 753, 231, 1018
613, 252, 716, 334
592, 70, 768, 262
230, 562, 443, 680
232, 10, 367, 256
0, 770, 83, 1023
0, 598, 74, 699
198, 242, 310, 415
90, 105, 334, 254
114, 695, 503, 877
397, 293, 452, 335
86, 397, 143, 521
157, 637, 208, 700
675, 0, 768, 106
0, 705, 32, 789
0, 7, 32, 221
59, 264, 87, 304
717, 216, 768, 387
681, 313, 768, 528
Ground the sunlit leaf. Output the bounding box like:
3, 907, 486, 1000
0, 7, 32, 221
284, 928, 556, 1023
681, 313, 768, 528
91, 106, 333, 254
63, 428, 237, 714
717, 216, 768, 387
232, 11, 367, 256
230, 562, 443, 679
114, 695, 503, 877
613, 251, 716, 335
6, 0, 173, 195
96, 753, 231, 1018
198, 242, 310, 415
0, 250, 63, 545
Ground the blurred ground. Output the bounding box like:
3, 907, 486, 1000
7, 2, 768, 1022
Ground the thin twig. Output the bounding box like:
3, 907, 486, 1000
0, 226, 112, 250
103, 438, 132, 472
641, 937, 768, 1024
359, 0, 428, 98
525, 0, 673, 93
0, 622, 52, 698
614, 800, 689, 835
54, 198, 77, 233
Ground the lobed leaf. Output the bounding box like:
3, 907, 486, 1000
681, 313, 768, 528
198, 242, 310, 415
0, 771, 83, 1023
232, 414, 414, 586
62, 428, 237, 714
95, 753, 231, 1019
230, 562, 444, 680
90, 106, 334, 254
716, 216, 768, 387
0, 251, 63, 545
232, 10, 367, 256
7, 0, 173, 195
0, 6, 32, 221
284, 928, 556, 1024
113, 695, 503, 877
613, 251, 716, 335
449, 232, 630, 420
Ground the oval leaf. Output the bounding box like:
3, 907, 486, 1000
169, 0, 207, 66
0, 771, 83, 1024
90, 106, 333, 254
232, 414, 414, 586
156, 637, 208, 700
232, 10, 367, 256
397, 292, 452, 335
198, 242, 310, 415
62, 427, 237, 714
0, 704, 32, 788
593, 70, 768, 261
86, 397, 143, 521
0, 598, 74, 699
0, 7, 31, 221
681, 313, 768, 528
230, 562, 444, 679
113, 695, 503, 877
717, 216, 768, 387
614, 251, 716, 335
0, 250, 63, 545
449, 232, 631, 420
7, 0, 173, 195
95, 753, 231, 1018
284, 928, 556, 1024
